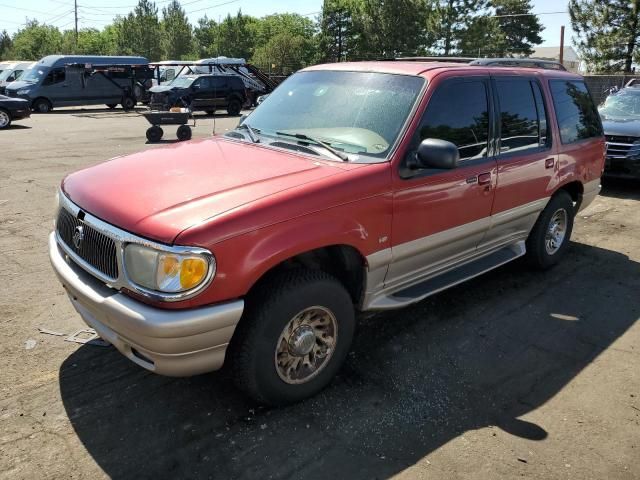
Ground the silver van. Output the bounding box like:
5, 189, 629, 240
0, 62, 34, 95
5, 55, 150, 112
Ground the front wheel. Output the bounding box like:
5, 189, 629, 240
0, 108, 11, 129
32, 98, 52, 113
525, 190, 575, 269
230, 270, 355, 405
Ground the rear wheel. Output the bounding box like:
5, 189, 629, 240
32, 98, 52, 113
121, 96, 136, 111
525, 190, 574, 269
146, 126, 163, 143
176, 125, 192, 141
230, 270, 355, 405
0, 109, 11, 129
227, 98, 241, 116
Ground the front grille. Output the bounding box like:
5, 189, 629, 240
605, 135, 640, 159
56, 208, 118, 279
6, 90, 18, 98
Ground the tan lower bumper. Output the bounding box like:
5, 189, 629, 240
49, 233, 244, 376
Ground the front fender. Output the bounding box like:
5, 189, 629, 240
178, 194, 393, 308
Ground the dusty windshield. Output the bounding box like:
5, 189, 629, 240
22, 67, 47, 83
245, 70, 425, 161
169, 76, 196, 89
599, 91, 640, 119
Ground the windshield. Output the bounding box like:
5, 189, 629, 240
0, 69, 14, 81
22, 67, 48, 83
599, 91, 640, 119
168, 76, 195, 88
246, 71, 425, 160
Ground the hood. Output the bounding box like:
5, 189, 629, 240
62, 138, 349, 244
4, 80, 33, 91
0, 95, 29, 105
601, 117, 640, 138
149, 85, 181, 94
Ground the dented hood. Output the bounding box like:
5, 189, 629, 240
62, 137, 347, 243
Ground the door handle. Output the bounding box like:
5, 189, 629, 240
545, 158, 555, 169
478, 172, 492, 185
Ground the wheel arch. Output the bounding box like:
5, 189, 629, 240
246, 244, 367, 307
556, 180, 584, 212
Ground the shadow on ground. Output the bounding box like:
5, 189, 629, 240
59, 240, 640, 479
601, 176, 640, 200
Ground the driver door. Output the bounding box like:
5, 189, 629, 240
387, 75, 497, 289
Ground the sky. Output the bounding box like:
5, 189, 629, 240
1, 0, 574, 48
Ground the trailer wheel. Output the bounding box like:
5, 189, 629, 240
122, 96, 136, 111
106, 104, 117, 109
176, 125, 192, 141
32, 98, 52, 113
146, 126, 163, 143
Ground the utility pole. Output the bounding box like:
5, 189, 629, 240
74, 0, 78, 50
559, 25, 565, 66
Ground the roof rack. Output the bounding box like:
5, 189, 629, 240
469, 58, 567, 71
387, 56, 475, 64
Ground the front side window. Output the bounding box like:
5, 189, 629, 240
550, 80, 603, 144
210, 77, 227, 89
416, 80, 489, 161
495, 78, 549, 153
246, 70, 425, 160
43, 68, 65, 86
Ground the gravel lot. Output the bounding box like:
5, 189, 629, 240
1, 107, 639, 480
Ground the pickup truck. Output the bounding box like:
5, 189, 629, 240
50, 61, 605, 405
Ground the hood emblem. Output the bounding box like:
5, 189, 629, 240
73, 225, 84, 249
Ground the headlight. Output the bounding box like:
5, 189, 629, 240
17, 89, 31, 95
124, 244, 214, 295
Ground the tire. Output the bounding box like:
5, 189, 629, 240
227, 98, 242, 116
525, 190, 574, 269
106, 104, 118, 109
176, 125, 192, 141
0, 108, 11, 129
146, 126, 163, 143
121, 96, 136, 111
230, 269, 355, 405
32, 98, 52, 113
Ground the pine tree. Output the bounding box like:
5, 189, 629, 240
434, 0, 488, 55
161, 0, 193, 59
491, 0, 543, 57
570, 0, 640, 73
318, 0, 358, 62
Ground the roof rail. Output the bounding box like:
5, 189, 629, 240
387, 56, 475, 64
469, 58, 567, 71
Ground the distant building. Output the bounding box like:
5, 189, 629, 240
530, 46, 581, 73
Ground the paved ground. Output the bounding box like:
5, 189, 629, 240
0, 107, 639, 480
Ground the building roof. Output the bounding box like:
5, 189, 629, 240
531, 47, 580, 62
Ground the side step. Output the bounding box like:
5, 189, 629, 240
368, 241, 526, 310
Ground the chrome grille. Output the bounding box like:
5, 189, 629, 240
605, 135, 640, 159
56, 208, 118, 279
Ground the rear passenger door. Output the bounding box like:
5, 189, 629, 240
479, 75, 556, 251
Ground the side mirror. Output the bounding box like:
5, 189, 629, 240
409, 138, 459, 170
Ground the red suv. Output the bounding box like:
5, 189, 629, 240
50, 61, 605, 405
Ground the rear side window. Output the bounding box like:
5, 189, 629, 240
495, 78, 550, 153
418, 80, 489, 161
550, 80, 603, 144
43, 68, 65, 86
210, 77, 227, 89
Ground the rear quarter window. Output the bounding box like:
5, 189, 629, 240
549, 80, 603, 144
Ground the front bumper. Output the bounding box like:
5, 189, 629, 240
11, 108, 31, 120
604, 156, 640, 178
49, 233, 244, 376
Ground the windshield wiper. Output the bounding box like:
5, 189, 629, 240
237, 123, 260, 143
275, 131, 349, 161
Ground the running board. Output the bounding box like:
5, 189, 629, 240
367, 241, 526, 310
